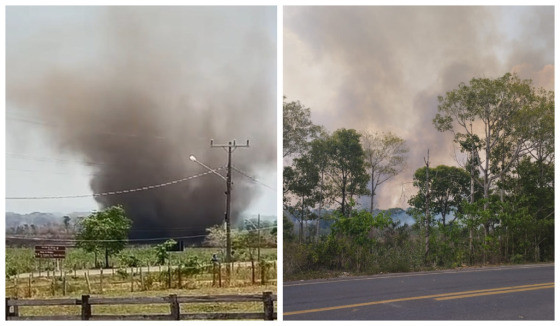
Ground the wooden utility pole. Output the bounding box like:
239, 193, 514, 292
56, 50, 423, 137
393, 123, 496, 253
257, 214, 261, 262
424, 149, 431, 263
211, 139, 249, 284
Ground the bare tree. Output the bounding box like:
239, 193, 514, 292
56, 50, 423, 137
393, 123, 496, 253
361, 130, 408, 213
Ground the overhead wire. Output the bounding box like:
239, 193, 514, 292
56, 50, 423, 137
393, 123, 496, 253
6, 167, 225, 200
5, 226, 277, 242
232, 166, 275, 190
7, 115, 168, 140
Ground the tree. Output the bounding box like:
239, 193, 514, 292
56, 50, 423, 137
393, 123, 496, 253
325, 128, 369, 217
434, 73, 537, 208
283, 214, 295, 242
76, 205, 132, 268
361, 130, 408, 213
283, 155, 320, 242
433, 73, 545, 252
308, 132, 332, 240
154, 239, 177, 265
62, 216, 71, 234
409, 165, 473, 228
283, 97, 322, 158
203, 224, 241, 258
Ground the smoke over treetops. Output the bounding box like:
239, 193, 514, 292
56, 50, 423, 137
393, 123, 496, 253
6, 7, 277, 239
285, 6, 553, 209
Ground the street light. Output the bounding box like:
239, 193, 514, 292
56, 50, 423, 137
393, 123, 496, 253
190, 139, 249, 284
189, 153, 232, 280
189, 155, 226, 181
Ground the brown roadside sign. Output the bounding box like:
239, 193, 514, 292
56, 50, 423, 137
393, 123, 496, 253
35, 245, 66, 259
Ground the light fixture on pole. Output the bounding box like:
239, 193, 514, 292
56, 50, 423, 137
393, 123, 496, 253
189, 139, 249, 283
189, 155, 227, 181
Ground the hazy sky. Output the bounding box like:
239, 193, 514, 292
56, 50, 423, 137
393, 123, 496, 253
6, 6, 277, 222
284, 6, 554, 210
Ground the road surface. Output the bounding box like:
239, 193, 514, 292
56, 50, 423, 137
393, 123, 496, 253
284, 263, 554, 320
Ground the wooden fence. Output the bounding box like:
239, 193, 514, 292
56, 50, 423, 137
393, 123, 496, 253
6, 292, 276, 320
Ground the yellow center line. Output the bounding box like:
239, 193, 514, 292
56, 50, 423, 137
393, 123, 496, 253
284, 282, 554, 316
435, 285, 554, 301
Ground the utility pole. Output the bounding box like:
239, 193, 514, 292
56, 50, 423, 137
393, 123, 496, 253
257, 213, 261, 262
211, 139, 249, 283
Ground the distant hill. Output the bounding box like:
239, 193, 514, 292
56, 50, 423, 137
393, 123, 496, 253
5, 211, 91, 229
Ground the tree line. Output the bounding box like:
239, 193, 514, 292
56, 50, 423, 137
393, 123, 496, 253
283, 73, 554, 279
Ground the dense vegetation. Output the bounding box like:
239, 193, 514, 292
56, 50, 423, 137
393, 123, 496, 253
283, 73, 554, 280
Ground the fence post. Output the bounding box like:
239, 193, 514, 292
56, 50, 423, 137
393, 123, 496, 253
28, 274, 32, 298
81, 294, 91, 320
14, 275, 19, 298
167, 265, 172, 289
51, 275, 56, 296
84, 272, 91, 294
169, 294, 180, 320
212, 263, 216, 286
177, 266, 182, 289
130, 267, 134, 292
140, 268, 145, 291
251, 259, 255, 285
63, 273, 67, 296
5, 298, 10, 319
218, 263, 222, 287
261, 263, 266, 285
263, 291, 274, 320
99, 268, 103, 294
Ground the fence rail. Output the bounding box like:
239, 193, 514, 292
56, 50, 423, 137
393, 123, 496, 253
6, 292, 276, 320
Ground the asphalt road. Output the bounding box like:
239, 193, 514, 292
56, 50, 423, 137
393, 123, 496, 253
283, 263, 554, 320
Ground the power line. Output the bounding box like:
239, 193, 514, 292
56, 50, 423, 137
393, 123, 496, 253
6, 168, 105, 177
6, 153, 109, 167
6, 167, 225, 200
232, 166, 275, 190
6, 234, 207, 242
7, 116, 168, 141
6, 226, 277, 242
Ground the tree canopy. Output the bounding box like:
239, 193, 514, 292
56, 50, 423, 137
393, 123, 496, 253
76, 205, 132, 268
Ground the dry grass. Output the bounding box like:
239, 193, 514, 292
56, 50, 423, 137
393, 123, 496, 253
8, 268, 277, 318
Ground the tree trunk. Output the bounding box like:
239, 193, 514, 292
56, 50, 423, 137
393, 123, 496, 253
370, 166, 375, 214
424, 150, 430, 263
105, 248, 109, 269
316, 171, 324, 242
299, 196, 304, 243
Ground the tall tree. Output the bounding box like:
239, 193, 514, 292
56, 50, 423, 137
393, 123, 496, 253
76, 205, 132, 268
283, 97, 322, 158
308, 131, 331, 240
361, 130, 408, 213
325, 128, 369, 217
433, 73, 538, 232
284, 155, 320, 242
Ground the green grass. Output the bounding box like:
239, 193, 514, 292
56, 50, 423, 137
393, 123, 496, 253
6, 246, 277, 275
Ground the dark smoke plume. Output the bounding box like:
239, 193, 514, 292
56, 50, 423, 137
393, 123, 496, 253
7, 7, 277, 239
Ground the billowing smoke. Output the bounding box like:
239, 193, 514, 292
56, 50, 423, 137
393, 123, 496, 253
284, 6, 554, 209
7, 7, 277, 239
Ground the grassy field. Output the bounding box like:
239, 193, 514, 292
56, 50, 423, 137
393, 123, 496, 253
6, 246, 277, 319
6, 245, 277, 275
